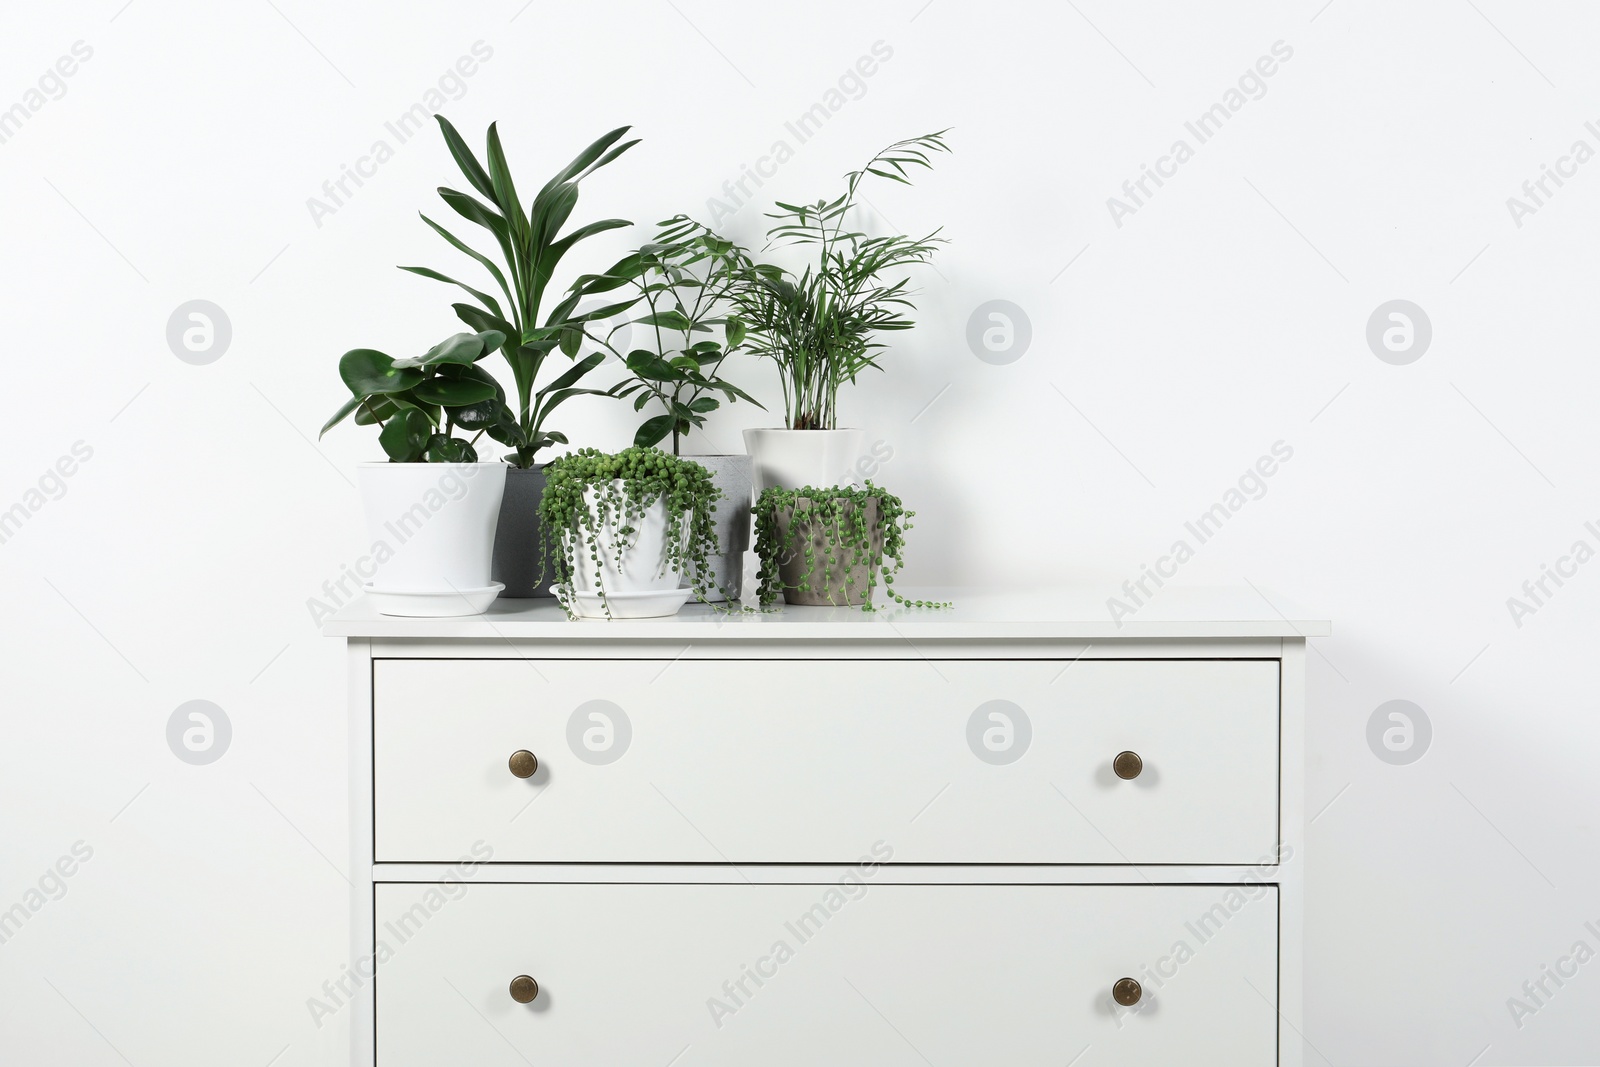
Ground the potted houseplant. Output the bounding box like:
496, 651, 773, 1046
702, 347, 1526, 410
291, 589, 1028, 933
401, 116, 641, 597
539, 447, 731, 619
587, 215, 763, 600
321, 330, 515, 617
753, 482, 948, 611
734, 131, 951, 492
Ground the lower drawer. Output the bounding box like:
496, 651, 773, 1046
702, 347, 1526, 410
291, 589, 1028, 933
374, 881, 1278, 1065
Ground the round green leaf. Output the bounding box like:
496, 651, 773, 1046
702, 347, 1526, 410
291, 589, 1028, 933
340, 349, 423, 395
378, 408, 431, 462
426, 435, 478, 463
449, 398, 503, 429
411, 377, 497, 406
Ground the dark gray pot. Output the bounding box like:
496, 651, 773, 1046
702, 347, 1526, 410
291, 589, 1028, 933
772, 496, 883, 606
491, 464, 554, 598
685, 454, 752, 602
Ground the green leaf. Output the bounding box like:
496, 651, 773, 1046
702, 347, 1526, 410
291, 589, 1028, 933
633, 414, 674, 448
725, 317, 747, 347
353, 397, 397, 426
543, 352, 605, 393
438, 188, 512, 245
531, 181, 579, 251
394, 331, 486, 369
558, 325, 582, 358
340, 349, 423, 395
716, 380, 765, 408
453, 304, 518, 343
542, 126, 635, 194
625, 351, 684, 382
443, 361, 505, 401
425, 435, 477, 463
320, 394, 364, 438
485, 408, 527, 448
417, 213, 513, 315
448, 398, 502, 429
689, 396, 720, 413
635, 309, 693, 331
411, 377, 497, 406
485, 122, 526, 236
546, 218, 634, 271
397, 266, 505, 320
434, 115, 497, 202
379, 408, 431, 461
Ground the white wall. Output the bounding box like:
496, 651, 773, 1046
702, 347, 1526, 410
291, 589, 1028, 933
2, 0, 1596, 1063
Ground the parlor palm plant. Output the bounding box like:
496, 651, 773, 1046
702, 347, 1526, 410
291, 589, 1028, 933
734, 131, 951, 431
587, 215, 762, 455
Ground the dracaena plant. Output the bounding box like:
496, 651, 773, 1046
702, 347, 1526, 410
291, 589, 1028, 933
733, 131, 951, 430
586, 215, 763, 455
401, 116, 642, 468
320, 330, 513, 463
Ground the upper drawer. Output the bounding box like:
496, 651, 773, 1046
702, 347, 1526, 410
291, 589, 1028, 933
373, 657, 1279, 864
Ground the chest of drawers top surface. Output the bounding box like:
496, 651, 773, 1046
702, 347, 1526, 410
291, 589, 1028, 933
324, 587, 1329, 641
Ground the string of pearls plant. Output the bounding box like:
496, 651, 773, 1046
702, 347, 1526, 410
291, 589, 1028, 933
753, 483, 950, 611
538, 447, 731, 618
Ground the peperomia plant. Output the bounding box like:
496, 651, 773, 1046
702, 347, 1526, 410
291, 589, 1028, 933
401, 116, 642, 468
753, 482, 949, 610
587, 215, 763, 454
321, 330, 514, 462
733, 132, 951, 430
538, 446, 731, 617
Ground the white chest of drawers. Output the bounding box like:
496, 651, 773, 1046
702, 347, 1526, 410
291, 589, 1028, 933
327, 593, 1325, 1066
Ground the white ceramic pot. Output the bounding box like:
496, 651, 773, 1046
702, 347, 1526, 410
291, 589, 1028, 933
742, 428, 865, 493
356, 462, 507, 612
561, 482, 692, 619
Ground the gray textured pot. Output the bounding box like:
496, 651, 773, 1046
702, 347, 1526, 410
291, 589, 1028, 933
686, 454, 752, 603
771, 496, 883, 606
490, 464, 554, 598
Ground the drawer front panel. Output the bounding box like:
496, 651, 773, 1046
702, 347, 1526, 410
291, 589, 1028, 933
375, 881, 1278, 1066
373, 658, 1279, 863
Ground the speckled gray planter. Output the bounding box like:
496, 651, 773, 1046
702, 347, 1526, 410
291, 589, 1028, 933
490, 464, 554, 598
772, 496, 884, 606
686, 454, 751, 602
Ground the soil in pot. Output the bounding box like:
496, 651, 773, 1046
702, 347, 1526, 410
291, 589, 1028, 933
770, 495, 884, 606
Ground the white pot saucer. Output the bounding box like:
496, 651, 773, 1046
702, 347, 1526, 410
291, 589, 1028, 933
364, 582, 504, 618
565, 587, 693, 620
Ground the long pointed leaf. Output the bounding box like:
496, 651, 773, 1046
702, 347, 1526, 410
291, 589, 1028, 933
485, 123, 526, 239
397, 265, 504, 320
543, 352, 605, 393
418, 213, 514, 316
538, 126, 632, 199
433, 115, 496, 201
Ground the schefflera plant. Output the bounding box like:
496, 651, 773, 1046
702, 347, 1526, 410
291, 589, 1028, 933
321, 329, 514, 462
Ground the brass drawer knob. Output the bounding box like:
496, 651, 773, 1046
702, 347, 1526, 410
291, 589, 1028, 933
1113, 750, 1143, 780
508, 750, 539, 779
509, 975, 539, 1003
1112, 976, 1142, 1006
